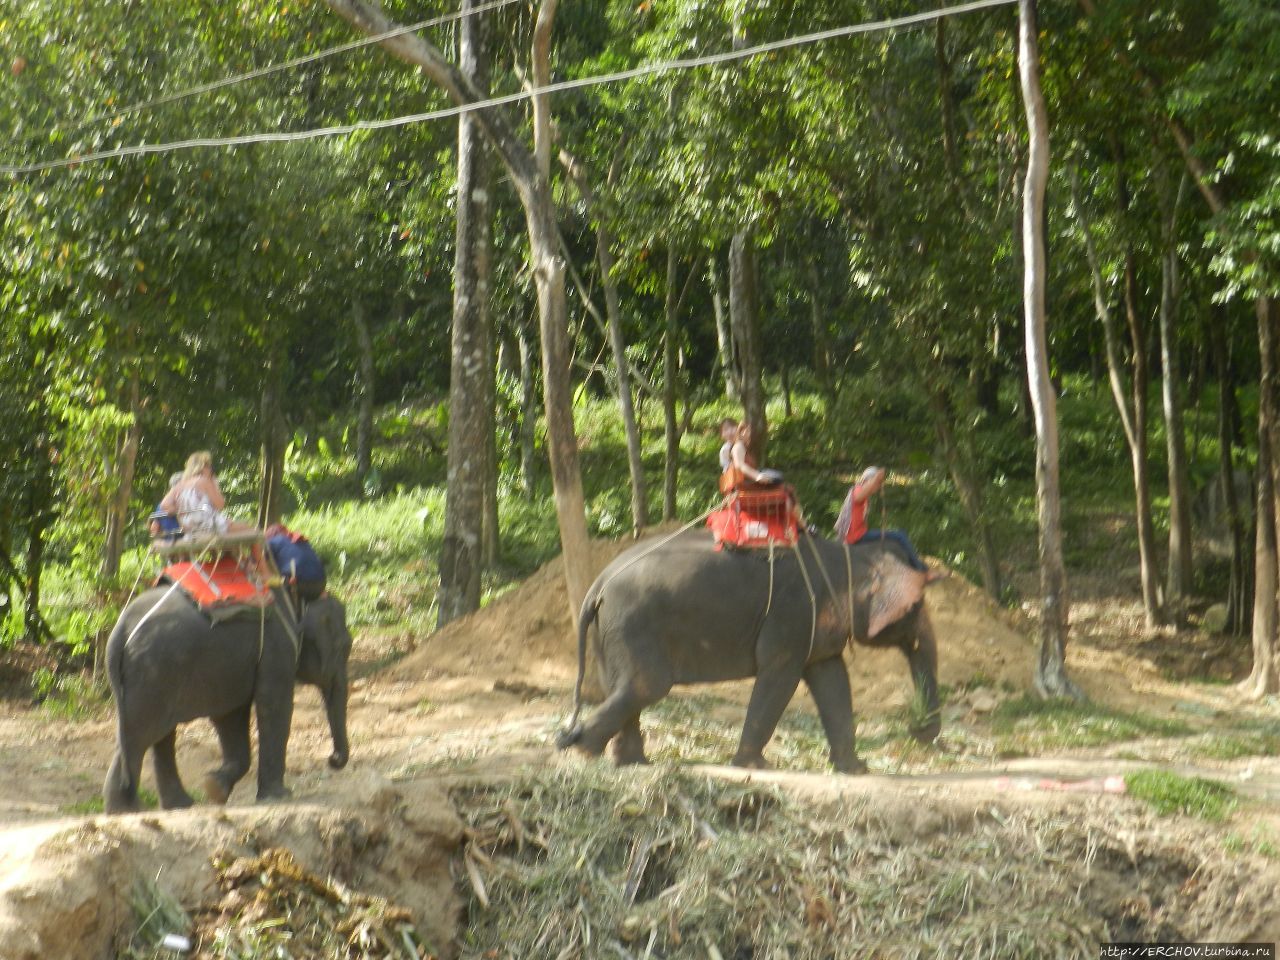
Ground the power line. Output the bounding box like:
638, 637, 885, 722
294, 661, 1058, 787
1, 0, 1017, 178
48, 0, 525, 139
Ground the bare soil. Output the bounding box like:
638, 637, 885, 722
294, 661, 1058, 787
2, 538, 1279, 957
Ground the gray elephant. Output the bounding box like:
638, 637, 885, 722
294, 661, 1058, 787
103, 586, 352, 814
557, 529, 939, 773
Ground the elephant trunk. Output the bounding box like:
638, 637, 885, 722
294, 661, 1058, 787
324, 666, 350, 769
907, 606, 941, 743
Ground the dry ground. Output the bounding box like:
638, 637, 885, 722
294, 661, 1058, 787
2, 537, 1279, 957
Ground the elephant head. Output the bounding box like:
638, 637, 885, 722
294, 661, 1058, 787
294, 595, 353, 770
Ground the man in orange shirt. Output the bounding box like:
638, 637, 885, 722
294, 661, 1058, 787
833, 466, 927, 572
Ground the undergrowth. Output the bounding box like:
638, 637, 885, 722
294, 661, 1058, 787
448, 764, 1236, 959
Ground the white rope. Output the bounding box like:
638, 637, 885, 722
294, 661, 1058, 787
792, 541, 819, 663
1, 0, 1017, 176
32, 0, 526, 141
593, 499, 724, 597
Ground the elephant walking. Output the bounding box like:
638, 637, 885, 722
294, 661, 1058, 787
103, 587, 352, 814
558, 529, 939, 773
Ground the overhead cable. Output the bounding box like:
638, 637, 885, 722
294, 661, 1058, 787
0, 0, 1017, 177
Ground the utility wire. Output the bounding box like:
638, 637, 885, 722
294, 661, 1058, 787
47, 0, 525, 139
1, 0, 1017, 178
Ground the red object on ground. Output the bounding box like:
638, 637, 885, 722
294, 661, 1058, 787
159, 556, 271, 611
707, 489, 800, 549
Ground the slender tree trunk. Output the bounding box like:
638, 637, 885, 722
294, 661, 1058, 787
1019, 0, 1080, 700
1211, 329, 1249, 634
663, 247, 680, 520
100, 375, 141, 581
1072, 165, 1164, 627
926, 374, 1002, 600
516, 312, 538, 495
729, 231, 767, 463
1246, 421, 1278, 696
324, 0, 592, 618
258, 359, 287, 527
710, 255, 739, 403
1246, 297, 1280, 697
1122, 249, 1166, 626
24, 449, 52, 646
352, 300, 375, 491
806, 258, 832, 401
1159, 173, 1192, 604
559, 147, 648, 532
438, 0, 493, 628
482, 321, 500, 567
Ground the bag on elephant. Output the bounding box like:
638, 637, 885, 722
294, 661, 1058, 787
266, 525, 326, 601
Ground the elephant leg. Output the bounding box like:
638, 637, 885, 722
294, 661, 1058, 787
803, 657, 867, 775
203, 706, 252, 805
254, 691, 294, 803
151, 730, 195, 809
610, 716, 648, 766
103, 746, 145, 814
732, 668, 802, 769
573, 677, 668, 761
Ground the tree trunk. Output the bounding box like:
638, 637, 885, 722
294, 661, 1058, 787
1159, 173, 1193, 604
1019, 0, 1080, 700
710, 255, 739, 402
516, 312, 538, 496
806, 258, 832, 400
1246, 296, 1280, 697
257, 360, 287, 527
1246, 421, 1278, 696
438, 0, 493, 628
663, 247, 680, 521
1122, 248, 1166, 627
24, 451, 52, 647
926, 375, 1002, 600
352, 300, 375, 492
729, 231, 767, 463
1211, 328, 1249, 635
324, 0, 592, 619
100, 375, 141, 581
1072, 165, 1164, 627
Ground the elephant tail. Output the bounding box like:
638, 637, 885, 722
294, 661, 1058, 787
557, 587, 602, 749
105, 612, 134, 796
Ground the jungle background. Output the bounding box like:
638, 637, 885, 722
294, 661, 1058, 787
2, 0, 1280, 956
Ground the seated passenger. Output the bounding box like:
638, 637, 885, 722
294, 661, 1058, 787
833, 466, 928, 572
149, 471, 184, 541
159, 451, 254, 538
717, 419, 782, 494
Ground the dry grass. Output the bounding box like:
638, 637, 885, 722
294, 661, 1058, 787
447, 764, 1273, 959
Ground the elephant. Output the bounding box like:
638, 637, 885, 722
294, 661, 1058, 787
103, 585, 352, 814
557, 529, 940, 773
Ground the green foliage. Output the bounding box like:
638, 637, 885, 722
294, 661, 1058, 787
991, 695, 1192, 752
32, 667, 107, 719
1125, 770, 1238, 822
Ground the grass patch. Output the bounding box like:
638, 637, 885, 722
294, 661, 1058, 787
991, 695, 1192, 752
1126, 770, 1237, 821
33, 668, 109, 720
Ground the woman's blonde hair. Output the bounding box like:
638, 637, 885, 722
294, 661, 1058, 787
183, 450, 213, 479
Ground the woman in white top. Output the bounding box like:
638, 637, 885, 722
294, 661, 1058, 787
159, 451, 251, 537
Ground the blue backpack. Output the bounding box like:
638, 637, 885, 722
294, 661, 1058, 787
266, 529, 326, 600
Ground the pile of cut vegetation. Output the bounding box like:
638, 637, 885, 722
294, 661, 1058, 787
448, 764, 1280, 958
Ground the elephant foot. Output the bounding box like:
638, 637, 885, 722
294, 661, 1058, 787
256, 784, 293, 804
202, 774, 232, 806
834, 756, 869, 775
328, 750, 349, 770
159, 791, 196, 810
731, 752, 771, 771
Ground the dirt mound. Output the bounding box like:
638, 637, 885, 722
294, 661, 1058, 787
0, 773, 461, 959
